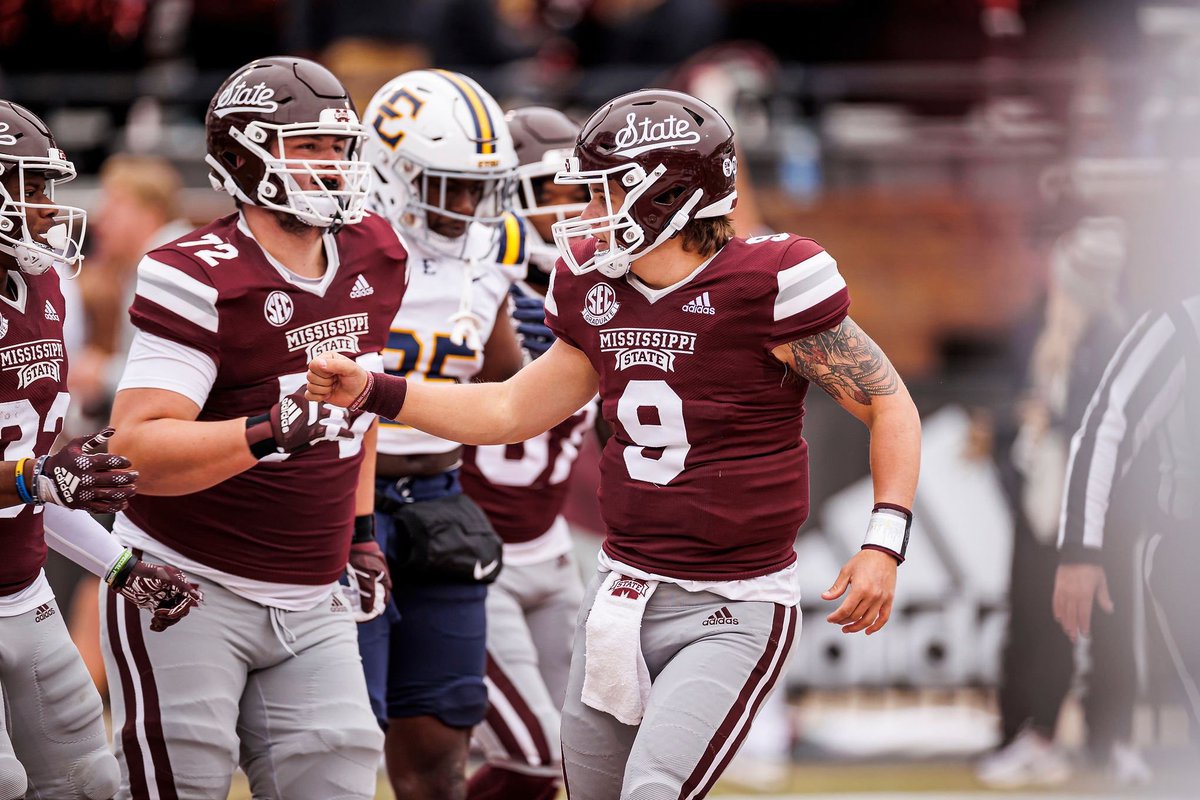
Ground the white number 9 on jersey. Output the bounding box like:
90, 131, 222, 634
616, 380, 690, 485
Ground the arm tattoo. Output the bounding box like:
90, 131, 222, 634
786, 318, 898, 405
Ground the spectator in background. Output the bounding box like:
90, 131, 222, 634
72, 155, 189, 425
977, 216, 1145, 788
570, 0, 725, 68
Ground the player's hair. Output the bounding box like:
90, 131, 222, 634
680, 215, 735, 257
99, 154, 182, 222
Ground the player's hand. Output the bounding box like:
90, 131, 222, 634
245, 389, 353, 457
306, 352, 369, 407
107, 551, 204, 632
823, 548, 897, 635
32, 427, 138, 513
1052, 562, 1113, 643
347, 540, 392, 623
511, 286, 554, 360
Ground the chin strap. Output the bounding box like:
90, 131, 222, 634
449, 255, 485, 352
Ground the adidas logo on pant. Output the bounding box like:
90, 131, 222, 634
681, 292, 716, 315
702, 606, 739, 626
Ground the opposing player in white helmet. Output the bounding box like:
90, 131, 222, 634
361, 69, 526, 800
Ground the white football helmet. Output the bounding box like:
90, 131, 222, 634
363, 69, 517, 252
0, 101, 86, 276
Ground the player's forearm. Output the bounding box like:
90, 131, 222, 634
0, 460, 29, 508
866, 394, 921, 508
108, 417, 257, 496
356, 421, 378, 516
42, 504, 126, 579
399, 380, 528, 445
395, 341, 597, 444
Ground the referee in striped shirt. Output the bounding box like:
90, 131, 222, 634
1054, 293, 1200, 720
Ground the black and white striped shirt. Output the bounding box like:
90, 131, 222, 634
1058, 295, 1200, 560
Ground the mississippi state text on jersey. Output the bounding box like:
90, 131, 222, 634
123, 212, 407, 585
545, 233, 849, 580
376, 219, 522, 456
461, 402, 597, 544
0, 272, 69, 594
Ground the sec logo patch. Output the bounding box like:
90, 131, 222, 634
582, 283, 619, 326
264, 290, 294, 327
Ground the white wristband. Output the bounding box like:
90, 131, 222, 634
863, 504, 911, 563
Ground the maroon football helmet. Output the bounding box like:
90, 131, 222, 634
506, 106, 587, 273
552, 89, 737, 277
205, 56, 370, 231
0, 101, 86, 275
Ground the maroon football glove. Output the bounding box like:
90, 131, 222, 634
107, 551, 204, 632
347, 541, 391, 623
245, 389, 354, 458
31, 427, 138, 513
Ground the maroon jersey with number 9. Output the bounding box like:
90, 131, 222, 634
122, 212, 406, 585
544, 234, 849, 580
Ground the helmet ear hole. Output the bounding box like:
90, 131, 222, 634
653, 186, 685, 206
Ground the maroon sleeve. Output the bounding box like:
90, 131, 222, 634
765, 235, 850, 349
544, 260, 585, 352
128, 247, 223, 364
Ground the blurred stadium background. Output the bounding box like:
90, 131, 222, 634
8, 0, 1200, 797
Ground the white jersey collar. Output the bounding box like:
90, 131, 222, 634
236, 211, 341, 297
624, 247, 721, 305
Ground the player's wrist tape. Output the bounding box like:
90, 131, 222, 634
352, 514, 375, 544
105, 549, 135, 587
862, 503, 911, 564
14, 457, 34, 504
244, 414, 277, 459
353, 373, 408, 419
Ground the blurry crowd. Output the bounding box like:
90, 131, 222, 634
5, 0, 1200, 794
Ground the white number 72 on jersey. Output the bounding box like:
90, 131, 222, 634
178, 233, 239, 267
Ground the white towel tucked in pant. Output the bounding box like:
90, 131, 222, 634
581, 571, 659, 725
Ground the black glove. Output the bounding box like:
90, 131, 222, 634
107, 551, 204, 632
31, 427, 138, 513
511, 286, 554, 360
245, 388, 353, 459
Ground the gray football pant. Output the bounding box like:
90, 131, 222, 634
100, 571, 383, 800
0, 597, 119, 800
475, 552, 584, 777
561, 576, 800, 800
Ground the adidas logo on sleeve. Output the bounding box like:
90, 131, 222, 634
681, 292, 715, 315
350, 274, 374, 298
702, 606, 739, 626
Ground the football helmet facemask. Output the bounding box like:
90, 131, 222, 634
0, 101, 86, 276
363, 69, 517, 252
205, 56, 370, 231
506, 106, 586, 275
552, 89, 737, 278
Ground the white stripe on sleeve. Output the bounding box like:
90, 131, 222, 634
134, 256, 220, 333
774, 251, 846, 321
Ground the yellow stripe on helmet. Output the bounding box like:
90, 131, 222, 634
430, 69, 496, 155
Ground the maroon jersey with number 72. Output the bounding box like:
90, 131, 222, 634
122, 211, 407, 585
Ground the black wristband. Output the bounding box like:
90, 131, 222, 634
245, 413, 276, 460
352, 514, 375, 544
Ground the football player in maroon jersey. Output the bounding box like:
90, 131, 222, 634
0, 100, 201, 800
102, 58, 405, 800
460, 106, 595, 800
308, 88, 921, 799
